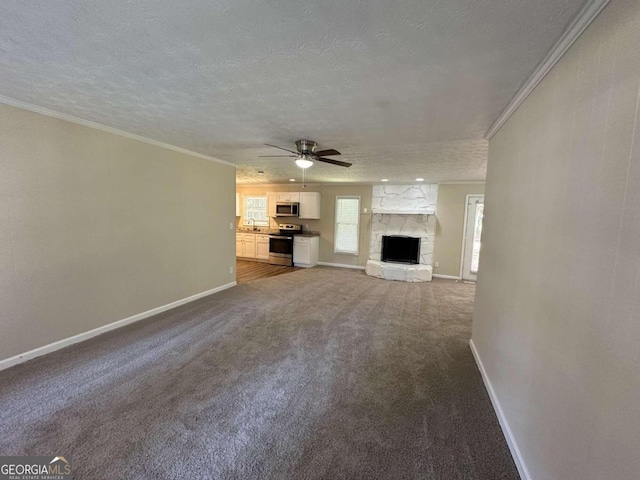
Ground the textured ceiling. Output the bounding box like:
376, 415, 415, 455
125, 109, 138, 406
237, 139, 488, 185
0, 0, 587, 184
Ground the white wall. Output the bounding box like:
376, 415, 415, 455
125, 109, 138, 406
471, 1, 640, 478
0, 103, 237, 362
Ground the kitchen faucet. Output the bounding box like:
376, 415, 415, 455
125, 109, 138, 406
249, 218, 257, 231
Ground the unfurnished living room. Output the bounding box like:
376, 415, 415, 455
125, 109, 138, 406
1, 1, 639, 479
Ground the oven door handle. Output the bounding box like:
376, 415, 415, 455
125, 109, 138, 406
270, 236, 293, 240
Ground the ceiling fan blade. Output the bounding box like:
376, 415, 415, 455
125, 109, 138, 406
317, 157, 352, 168
264, 143, 299, 154
258, 155, 297, 157
315, 149, 341, 157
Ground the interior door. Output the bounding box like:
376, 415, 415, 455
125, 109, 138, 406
461, 195, 484, 281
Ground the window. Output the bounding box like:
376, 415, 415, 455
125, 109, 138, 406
334, 196, 360, 255
243, 196, 269, 226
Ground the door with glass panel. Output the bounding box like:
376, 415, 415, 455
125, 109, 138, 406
461, 195, 484, 281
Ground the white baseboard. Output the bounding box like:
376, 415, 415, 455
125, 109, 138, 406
0, 282, 237, 372
317, 262, 366, 270
469, 339, 530, 480
432, 274, 461, 280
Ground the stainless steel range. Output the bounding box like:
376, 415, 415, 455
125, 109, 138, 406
269, 224, 302, 266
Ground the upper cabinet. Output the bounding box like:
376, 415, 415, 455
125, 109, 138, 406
299, 192, 321, 219
267, 192, 277, 217
276, 192, 300, 203
241, 190, 319, 218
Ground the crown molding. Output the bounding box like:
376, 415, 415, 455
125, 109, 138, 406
484, 0, 610, 140
0, 95, 236, 168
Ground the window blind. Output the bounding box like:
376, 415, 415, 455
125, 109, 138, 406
243, 196, 269, 226
334, 196, 360, 255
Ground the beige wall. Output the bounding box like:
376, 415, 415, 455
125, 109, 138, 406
472, 1, 640, 479
433, 183, 485, 277
0, 103, 236, 362
236, 184, 372, 267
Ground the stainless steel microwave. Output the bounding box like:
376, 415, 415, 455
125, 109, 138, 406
275, 202, 299, 217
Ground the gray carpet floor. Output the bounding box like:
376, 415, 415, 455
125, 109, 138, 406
0, 267, 519, 479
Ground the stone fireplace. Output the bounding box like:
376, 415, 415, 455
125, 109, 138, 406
365, 184, 437, 282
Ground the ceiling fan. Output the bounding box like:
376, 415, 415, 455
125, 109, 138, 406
259, 140, 352, 168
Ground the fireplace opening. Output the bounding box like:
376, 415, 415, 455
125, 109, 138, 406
381, 235, 420, 264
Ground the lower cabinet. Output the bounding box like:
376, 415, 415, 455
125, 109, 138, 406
293, 236, 319, 268
237, 233, 270, 261
255, 235, 270, 260
236, 233, 256, 258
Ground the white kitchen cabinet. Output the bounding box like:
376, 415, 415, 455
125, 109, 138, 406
235, 237, 243, 257
293, 236, 319, 268
299, 192, 321, 219
267, 192, 277, 217
244, 234, 256, 258
277, 192, 300, 202
255, 234, 270, 260
236, 193, 241, 217
237, 233, 270, 261
236, 233, 256, 258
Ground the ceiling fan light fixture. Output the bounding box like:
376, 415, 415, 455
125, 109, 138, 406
295, 154, 314, 169
261, 141, 351, 168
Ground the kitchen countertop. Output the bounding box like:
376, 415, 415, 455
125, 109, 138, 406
236, 229, 319, 237
236, 228, 278, 234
